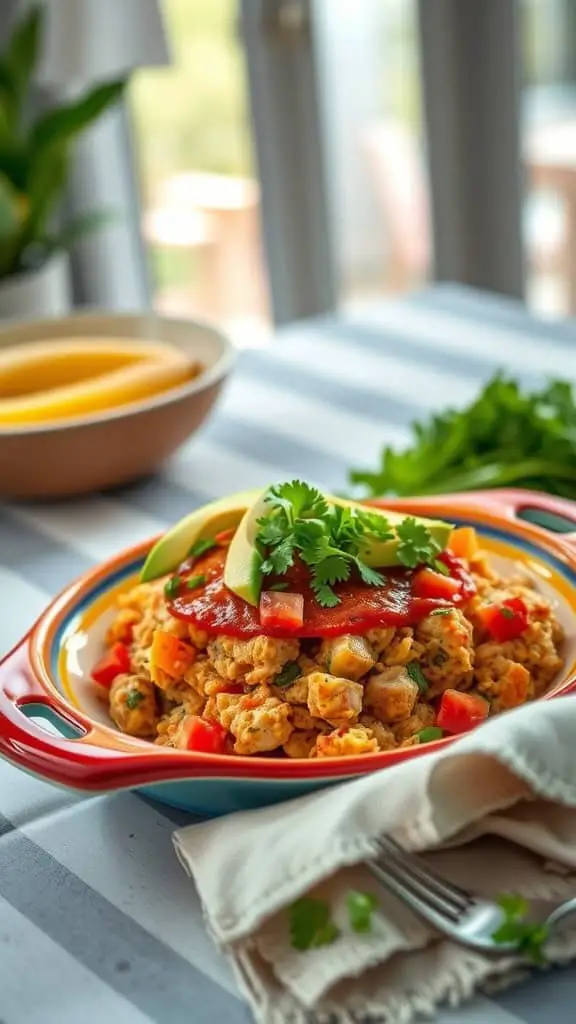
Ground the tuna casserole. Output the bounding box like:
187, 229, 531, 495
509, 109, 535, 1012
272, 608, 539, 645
92, 483, 565, 758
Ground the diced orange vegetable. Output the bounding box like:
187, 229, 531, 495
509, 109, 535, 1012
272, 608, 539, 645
448, 527, 479, 561
150, 629, 196, 680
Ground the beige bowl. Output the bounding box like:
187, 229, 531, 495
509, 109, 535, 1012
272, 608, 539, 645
0, 311, 235, 499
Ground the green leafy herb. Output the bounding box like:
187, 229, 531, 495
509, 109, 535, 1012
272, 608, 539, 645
492, 894, 549, 964
126, 690, 144, 710
269, 581, 289, 591
274, 662, 301, 688
188, 538, 216, 559
432, 559, 451, 576
347, 891, 379, 933
289, 897, 340, 951
164, 575, 181, 599
396, 518, 442, 569
256, 481, 442, 608
430, 608, 452, 617
500, 606, 515, 619
418, 726, 444, 743
349, 376, 576, 501
406, 661, 429, 693
186, 574, 206, 590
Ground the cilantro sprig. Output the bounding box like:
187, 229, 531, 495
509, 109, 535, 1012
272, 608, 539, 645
492, 894, 549, 964
289, 898, 340, 951
256, 481, 443, 608
289, 890, 379, 950
349, 375, 576, 500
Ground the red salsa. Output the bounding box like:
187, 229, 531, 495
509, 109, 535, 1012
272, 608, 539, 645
168, 548, 475, 638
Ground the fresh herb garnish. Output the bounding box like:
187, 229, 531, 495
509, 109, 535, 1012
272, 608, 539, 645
126, 690, 144, 710
274, 661, 301, 688
164, 576, 181, 599
268, 581, 289, 591
406, 662, 429, 693
396, 518, 442, 568
186, 574, 206, 590
432, 559, 451, 576
500, 606, 515, 619
418, 726, 443, 743
349, 376, 576, 500
256, 481, 443, 609
289, 897, 340, 951
430, 608, 452, 617
188, 538, 216, 559
492, 894, 549, 964
347, 891, 378, 933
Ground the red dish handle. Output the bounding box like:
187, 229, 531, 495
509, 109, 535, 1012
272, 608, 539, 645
0, 635, 241, 790
373, 488, 576, 555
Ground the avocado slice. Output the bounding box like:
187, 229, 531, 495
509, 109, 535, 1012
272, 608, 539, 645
223, 490, 268, 605
224, 490, 453, 606
333, 498, 453, 567
140, 488, 261, 582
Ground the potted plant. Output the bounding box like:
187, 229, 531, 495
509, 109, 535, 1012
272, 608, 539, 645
0, 5, 125, 320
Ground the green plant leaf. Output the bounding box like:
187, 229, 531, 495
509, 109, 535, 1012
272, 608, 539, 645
43, 207, 117, 254
0, 134, 29, 190
0, 171, 22, 275
5, 5, 42, 124
18, 143, 68, 257
32, 79, 126, 155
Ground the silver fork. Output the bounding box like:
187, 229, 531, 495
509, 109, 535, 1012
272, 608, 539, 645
367, 836, 576, 955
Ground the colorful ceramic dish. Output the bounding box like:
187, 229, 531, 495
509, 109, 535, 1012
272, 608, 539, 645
0, 488, 574, 816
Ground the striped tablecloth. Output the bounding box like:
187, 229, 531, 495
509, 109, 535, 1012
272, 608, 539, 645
0, 284, 575, 1024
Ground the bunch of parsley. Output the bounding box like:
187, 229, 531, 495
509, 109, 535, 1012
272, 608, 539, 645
256, 480, 442, 608
349, 376, 576, 499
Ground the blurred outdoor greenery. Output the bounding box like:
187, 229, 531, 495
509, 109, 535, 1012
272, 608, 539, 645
130, 0, 252, 204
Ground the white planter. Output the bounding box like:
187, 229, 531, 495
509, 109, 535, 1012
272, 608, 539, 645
0, 252, 71, 323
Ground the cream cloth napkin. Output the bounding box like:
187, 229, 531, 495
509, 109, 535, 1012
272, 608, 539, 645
174, 697, 576, 1024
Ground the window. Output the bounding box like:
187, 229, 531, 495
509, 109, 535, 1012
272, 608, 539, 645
130, 0, 271, 345
315, 0, 429, 311
522, 0, 576, 316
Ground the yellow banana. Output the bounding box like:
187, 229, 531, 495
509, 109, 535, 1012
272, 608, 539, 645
0, 337, 189, 397
0, 343, 201, 427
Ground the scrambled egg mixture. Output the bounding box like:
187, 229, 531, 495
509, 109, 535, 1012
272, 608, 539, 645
97, 552, 564, 758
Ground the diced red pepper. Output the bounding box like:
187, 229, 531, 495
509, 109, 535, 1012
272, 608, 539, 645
259, 590, 304, 630
437, 550, 477, 598
91, 641, 131, 687
179, 716, 228, 754
436, 689, 489, 735
214, 528, 236, 546
477, 597, 528, 643
436, 550, 477, 598
412, 567, 462, 601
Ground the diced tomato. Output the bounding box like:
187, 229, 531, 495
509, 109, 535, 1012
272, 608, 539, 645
91, 642, 131, 687
214, 528, 235, 546
436, 689, 489, 735
448, 527, 479, 561
477, 597, 528, 643
150, 629, 196, 680
259, 590, 304, 630
436, 550, 477, 598
179, 716, 228, 754
412, 567, 462, 601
